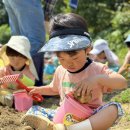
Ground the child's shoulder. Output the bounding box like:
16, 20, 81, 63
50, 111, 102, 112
56, 65, 65, 71
91, 61, 106, 68
90, 61, 110, 73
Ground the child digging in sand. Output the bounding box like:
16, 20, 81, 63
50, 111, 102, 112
21, 13, 127, 130
0, 36, 38, 107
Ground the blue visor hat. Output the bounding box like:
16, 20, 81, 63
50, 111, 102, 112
39, 29, 92, 52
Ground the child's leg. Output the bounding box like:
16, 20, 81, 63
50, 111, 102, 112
21, 102, 123, 130
64, 102, 123, 130
89, 105, 118, 130
89, 102, 124, 130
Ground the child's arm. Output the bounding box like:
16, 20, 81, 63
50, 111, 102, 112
75, 73, 127, 97
118, 52, 130, 74
29, 85, 59, 96
118, 57, 129, 74
0, 67, 6, 78
29, 66, 62, 96
96, 73, 127, 90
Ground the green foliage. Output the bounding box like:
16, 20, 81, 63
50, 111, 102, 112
117, 47, 127, 64
0, 24, 11, 44
0, 0, 130, 65
0, 1, 8, 25
127, 114, 130, 121
111, 88, 130, 103
75, 0, 117, 36
52, 0, 67, 14
111, 11, 130, 30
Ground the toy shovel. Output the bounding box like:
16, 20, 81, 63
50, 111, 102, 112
0, 74, 44, 102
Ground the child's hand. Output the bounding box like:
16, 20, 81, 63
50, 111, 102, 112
75, 76, 98, 97
73, 92, 92, 104
29, 87, 43, 96
0, 71, 6, 78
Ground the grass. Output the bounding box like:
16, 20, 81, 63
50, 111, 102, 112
103, 87, 130, 130
111, 88, 130, 103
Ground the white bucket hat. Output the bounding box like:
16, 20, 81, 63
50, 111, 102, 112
0, 36, 39, 80
90, 39, 109, 55
90, 39, 119, 65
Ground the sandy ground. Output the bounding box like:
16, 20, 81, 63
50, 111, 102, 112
0, 97, 130, 130
0, 96, 60, 130
0, 105, 28, 130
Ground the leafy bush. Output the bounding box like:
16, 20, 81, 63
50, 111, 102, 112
0, 24, 11, 44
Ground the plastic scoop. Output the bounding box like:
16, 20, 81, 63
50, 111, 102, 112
0, 74, 44, 102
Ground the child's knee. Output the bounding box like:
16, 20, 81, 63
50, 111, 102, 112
108, 105, 118, 118
109, 102, 124, 124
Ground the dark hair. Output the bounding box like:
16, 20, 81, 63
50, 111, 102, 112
57, 51, 79, 57
6, 46, 27, 59
50, 13, 88, 33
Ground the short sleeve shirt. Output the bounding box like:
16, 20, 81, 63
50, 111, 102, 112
49, 61, 115, 108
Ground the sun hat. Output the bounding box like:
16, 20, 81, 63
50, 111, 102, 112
39, 29, 92, 52
90, 39, 119, 66
90, 39, 110, 55
124, 34, 130, 43
0, 36, 38, 80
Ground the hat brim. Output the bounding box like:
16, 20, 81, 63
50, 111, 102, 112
90, 48, 102, 55
0, 44, 39, 80
39, 35, 91, 52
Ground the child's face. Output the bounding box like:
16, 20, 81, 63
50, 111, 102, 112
96, 51, 107, 63
97, 51, 106, 59
57, 49, 88, 72
8, 56, 27, 70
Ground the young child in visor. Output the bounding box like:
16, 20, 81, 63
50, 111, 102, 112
21, 13, 127, 130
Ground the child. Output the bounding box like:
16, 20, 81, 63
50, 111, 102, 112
90, 39, 120, 72
44, 58, 56, 84
21, 13, 127, 130
118, 34, 130, 74
0, 36, 38, 107
43, 52, 57, 84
